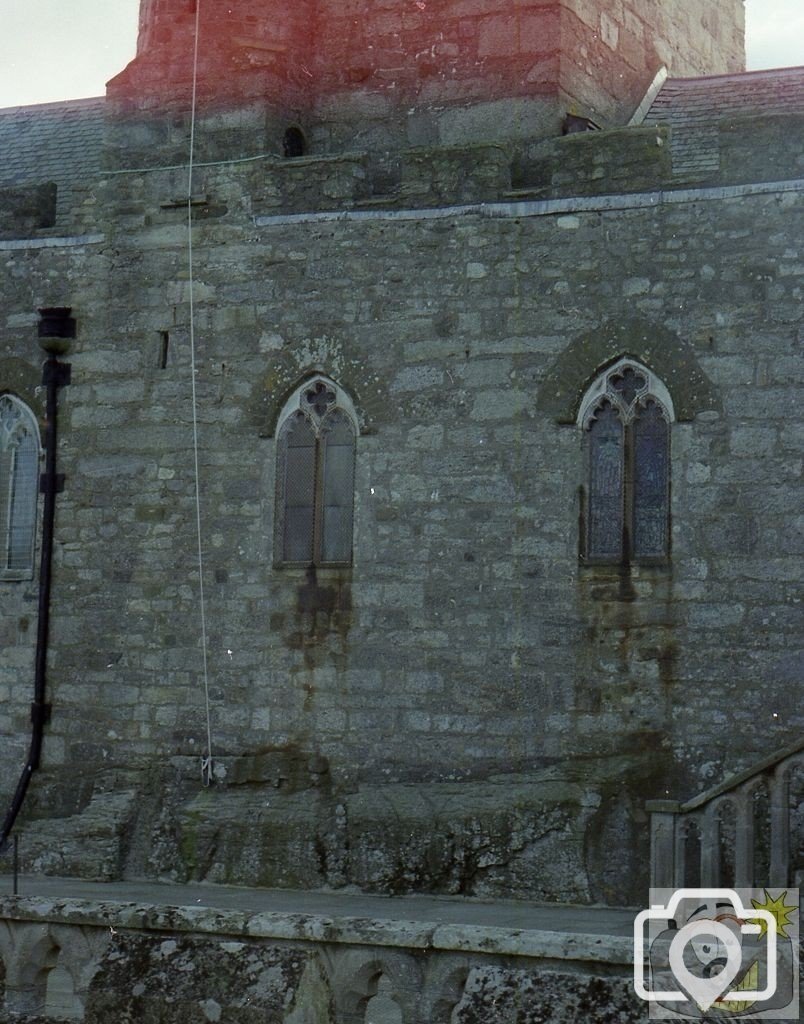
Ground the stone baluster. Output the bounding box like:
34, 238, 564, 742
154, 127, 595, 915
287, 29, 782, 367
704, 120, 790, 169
49, 924, 111, 1020
769, 764, 790, 887
0, 921, 58, 1016
646, 801, 679, 889
700, 802, 721, 887
648, 743, 804, 891
673, 818, 690, 889
733, 784, 754, 887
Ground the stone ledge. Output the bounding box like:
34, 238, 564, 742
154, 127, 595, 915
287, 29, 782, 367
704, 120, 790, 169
0, 893, 635, 966
253, 177, 804, 227
430, 924, 633, 964
0, 233, 104, 250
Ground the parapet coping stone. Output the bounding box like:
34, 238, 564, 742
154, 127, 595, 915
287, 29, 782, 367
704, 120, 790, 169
0, 233, 104, 251
253, 177, 804, 227
0, 178, 800, 249
0, 884, 635, 966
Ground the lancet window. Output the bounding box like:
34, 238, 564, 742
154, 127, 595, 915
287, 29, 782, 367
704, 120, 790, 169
578, 360, 673, 563
0, 395, 41, 580
275, 377, 357, 567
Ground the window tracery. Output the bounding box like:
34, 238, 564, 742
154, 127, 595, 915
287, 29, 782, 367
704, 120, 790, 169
0, 395, 41, 580
578, 359, 673, 563
275, 377, 357, 567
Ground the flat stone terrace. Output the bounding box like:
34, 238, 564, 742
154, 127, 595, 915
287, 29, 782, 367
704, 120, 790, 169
0, 876, 643, 1022
0, 875, 635, 960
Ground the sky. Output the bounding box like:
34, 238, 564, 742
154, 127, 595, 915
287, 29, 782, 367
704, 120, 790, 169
0, 0, 802, 109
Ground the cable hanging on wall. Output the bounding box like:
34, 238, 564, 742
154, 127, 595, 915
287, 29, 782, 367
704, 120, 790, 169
185, 0, 216, 788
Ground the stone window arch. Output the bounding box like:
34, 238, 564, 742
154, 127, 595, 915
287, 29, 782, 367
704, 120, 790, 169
578, 358, 674, 564
0, 394, 41, 581
275, 376, 357, 567
282, 125, 307, 159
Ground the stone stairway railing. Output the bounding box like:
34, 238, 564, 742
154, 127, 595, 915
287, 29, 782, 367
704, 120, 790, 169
647, 737, 804, 889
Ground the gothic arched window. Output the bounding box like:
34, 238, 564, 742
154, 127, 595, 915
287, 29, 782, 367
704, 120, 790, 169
275, 377, 357, 567
0, 395, 41, 580
578, 359, 673, 564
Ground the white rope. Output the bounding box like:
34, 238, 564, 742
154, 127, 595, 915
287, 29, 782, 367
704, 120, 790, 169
185, 0, 215, 787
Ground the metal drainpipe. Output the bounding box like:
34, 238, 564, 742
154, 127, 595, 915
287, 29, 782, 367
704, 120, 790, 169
0, 309, 73, 854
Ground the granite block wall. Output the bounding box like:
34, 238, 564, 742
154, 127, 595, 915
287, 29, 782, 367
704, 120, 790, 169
0, 0, 798, 898
0, 118, 800, 899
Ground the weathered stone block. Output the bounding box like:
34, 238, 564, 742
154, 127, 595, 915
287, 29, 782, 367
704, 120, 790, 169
0, 183, 57, 240
84, 935, 330, 1024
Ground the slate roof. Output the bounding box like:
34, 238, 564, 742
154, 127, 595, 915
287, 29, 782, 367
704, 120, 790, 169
0, 97, 105, 220
642, 66, 804, 180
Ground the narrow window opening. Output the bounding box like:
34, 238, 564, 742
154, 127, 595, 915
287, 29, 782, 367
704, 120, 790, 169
282, 126, 307, 159
586, 400, 624, 561
276, 377, 357, 567
0, 395, 41, 581
632, 399, 670, 559
158, 331, 170, 369
578, 359, 673, 565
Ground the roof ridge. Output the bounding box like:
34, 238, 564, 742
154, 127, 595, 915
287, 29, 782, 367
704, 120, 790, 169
663, 65, 804, 86
0, 96, 106, 116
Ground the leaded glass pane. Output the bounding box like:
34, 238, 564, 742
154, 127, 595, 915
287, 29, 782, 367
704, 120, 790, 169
0, 397, 39, 577
632, 400, 669, 559
320, 411, 355, 563
7, 434, 38, 570
587, 402, 624, 559
0, 448, 12, 569
284, 508, 316, 563
280, 413, 316, 563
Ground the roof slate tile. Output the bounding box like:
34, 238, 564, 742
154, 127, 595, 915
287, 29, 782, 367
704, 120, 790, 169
643, 67, 804, 178
0, 97, 105, 221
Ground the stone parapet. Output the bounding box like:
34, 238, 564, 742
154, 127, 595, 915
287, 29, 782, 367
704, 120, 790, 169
0, 893, 634, 963
0, 880, 640, 1022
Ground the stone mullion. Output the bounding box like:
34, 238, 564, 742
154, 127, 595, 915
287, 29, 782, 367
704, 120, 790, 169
700, 803, 721, 887
733, 788, 755, 887
673, 818, 689, 889
769, 765, 790, 886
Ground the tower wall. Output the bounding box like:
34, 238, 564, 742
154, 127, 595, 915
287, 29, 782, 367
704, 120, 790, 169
107, 0, 745, 158
310, 0, 745, 147
560, 0, 746, 123
109, 0, 318, 135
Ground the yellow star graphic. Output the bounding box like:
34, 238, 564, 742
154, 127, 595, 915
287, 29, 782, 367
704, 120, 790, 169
749, 889, 798, 939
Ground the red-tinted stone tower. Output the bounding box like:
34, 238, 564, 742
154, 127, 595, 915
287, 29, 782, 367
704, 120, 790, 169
107, 1, 745, 160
